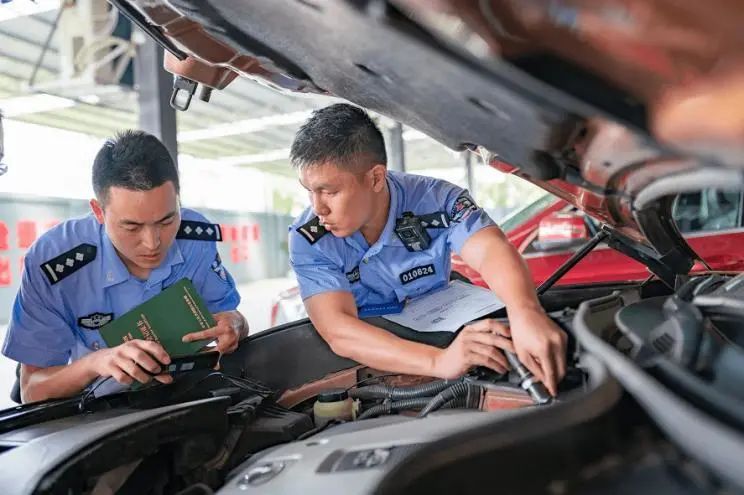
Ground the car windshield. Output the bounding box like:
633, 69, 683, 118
498, 193, 557, 233
672, 189, 743, 233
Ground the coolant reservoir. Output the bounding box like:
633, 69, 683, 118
313, 388, 355, 427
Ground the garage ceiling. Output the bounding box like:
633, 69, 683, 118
0, 1, 464, 177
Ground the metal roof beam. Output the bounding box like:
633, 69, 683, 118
0, 28, 59, 55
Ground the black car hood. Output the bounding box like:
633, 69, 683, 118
115, 0, 744, 283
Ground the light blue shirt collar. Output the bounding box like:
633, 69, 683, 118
100, 228, 183, 288
343, 174, 401, 253
148, 242, 184, 287
379, 175, 401, 248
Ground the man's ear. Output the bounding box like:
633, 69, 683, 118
90, 199, 105, 224
369, 164, 387, 192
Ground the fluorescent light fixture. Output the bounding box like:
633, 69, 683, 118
217, 148, 291, 166
0, 0, 60, 23
213, 129, 428, 167
178, 110, 313, 142
178, 107, 432, 144
78, 94, 101, 105
0, 94, 76, 117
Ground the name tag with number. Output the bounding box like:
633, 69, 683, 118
399, 264, 436, 284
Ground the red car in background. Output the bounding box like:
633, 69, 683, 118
455, 187, 744, 289
274, 188, 744, 326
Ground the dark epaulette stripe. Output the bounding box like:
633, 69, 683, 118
419, 212, 450, 228
296, 216, 328, 245
177, 220, 223, 241
40, 243, 97, 285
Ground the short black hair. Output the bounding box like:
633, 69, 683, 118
92, 130, 179, 203
290, 103, 387, 172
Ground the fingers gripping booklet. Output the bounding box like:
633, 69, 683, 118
98, 278, 216, 357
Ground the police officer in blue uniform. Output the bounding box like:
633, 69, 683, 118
2, 131, 248, 403
289, 104, 567, 395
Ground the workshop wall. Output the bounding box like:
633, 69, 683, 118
0, 193, 294, 322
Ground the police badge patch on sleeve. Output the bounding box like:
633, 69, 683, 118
450, 192, 478, 223
78, 312, 113, 330
211, 252, 228, 281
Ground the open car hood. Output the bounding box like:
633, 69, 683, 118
113, 0, 744, 283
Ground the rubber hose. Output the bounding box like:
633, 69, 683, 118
348, 384, 391, 401
349, 378, 461, 401
418, 382, 480, 418
356, 397, 433, 420
356, 392, 477, 421
441, 396, 467, 410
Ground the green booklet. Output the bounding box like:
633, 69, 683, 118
99, 278, 215, 357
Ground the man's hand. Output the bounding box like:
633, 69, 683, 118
182, 310, 248, 354
508, 308, 567, 396
432, 319, 515, 379
459, 226, 568, 396
89, 339, 173, 386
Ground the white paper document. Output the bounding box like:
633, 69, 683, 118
383, 280, 505, 333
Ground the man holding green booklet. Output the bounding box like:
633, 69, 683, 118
2, 131, 249, 403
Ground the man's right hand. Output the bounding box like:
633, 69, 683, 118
90, 340, 173, 385
432, 319, 515, 379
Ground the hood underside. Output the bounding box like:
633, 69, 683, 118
115, 0, 744, 281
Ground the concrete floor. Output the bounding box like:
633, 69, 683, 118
0, 278, 297, 410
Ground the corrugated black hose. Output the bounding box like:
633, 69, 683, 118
349, 378, 463, 401
417, 382, 482, 418
356, 397, 433, 420
356, 393, 477, 421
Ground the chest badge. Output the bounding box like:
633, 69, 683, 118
399, 264, 436, 285
346, 266, 361, 283
78, 312, 113, 330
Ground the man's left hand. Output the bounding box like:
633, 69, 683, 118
182, 310, 249, 354
508, 307, 567, 397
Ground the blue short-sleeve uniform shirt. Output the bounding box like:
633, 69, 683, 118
2, 208, 240, 368
289, 171, 496, 313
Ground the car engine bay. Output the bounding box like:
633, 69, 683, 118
0, 273, 742, 494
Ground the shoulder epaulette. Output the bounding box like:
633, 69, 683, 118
177, 220, 222, 241
40, 243, 96, 285
419, 211, 450, 228
296, 216, 328, 245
